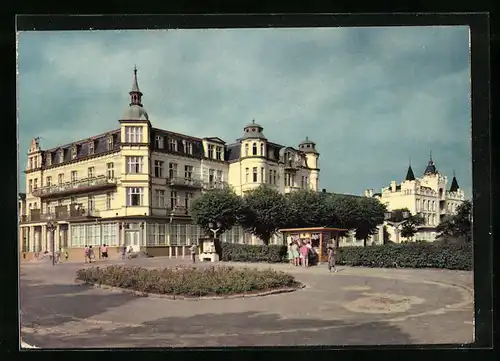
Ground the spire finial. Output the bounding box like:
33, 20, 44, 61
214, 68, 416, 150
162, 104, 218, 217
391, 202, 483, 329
453, 169, 456, 177
252, 118, 255, 124
129, 66, 142, 106
409, 155, 411, 166
429, 150, 433, 162
305, 136, 309, 141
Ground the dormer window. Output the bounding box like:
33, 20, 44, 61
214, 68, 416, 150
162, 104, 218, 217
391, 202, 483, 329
185, 141, 193, 155
71, 145, 77, 160
58, 149, 64, 163
208, 144, 214, 158
155, 135, 164, 149
215, 146, 222, 160
46, 153, 52, 166
169, 138, 177, 151
107, 135, 114, 151
88, 140, 95, 155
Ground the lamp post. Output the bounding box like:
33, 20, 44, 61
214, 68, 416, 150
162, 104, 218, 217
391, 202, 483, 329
384, 210, 410, 243
46, 217, 58, 266
208, 221, 222, 239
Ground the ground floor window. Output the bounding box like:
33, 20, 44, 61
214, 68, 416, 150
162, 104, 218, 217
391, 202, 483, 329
146, 223, 201, 246
70, 225, 85, 247
102, 223, 118, 246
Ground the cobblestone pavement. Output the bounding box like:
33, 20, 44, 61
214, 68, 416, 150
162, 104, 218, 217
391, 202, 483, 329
20, 257, 474, 348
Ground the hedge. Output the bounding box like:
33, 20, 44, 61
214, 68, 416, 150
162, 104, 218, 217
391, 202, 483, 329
76, 265, 300, 296
220, 242, 472, 271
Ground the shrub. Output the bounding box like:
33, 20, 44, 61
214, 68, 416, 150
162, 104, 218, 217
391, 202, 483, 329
220, 243, 288, 263
336, 242, 472, 271
76, 265, 300, 297
220, 242, 472, 271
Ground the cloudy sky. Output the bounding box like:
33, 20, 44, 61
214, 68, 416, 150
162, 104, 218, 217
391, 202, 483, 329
17, 26, 471, 197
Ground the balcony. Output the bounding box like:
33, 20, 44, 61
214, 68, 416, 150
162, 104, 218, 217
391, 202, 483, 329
167, 176, 203, 189
32, 175, 117, 198
203, 181, 229, 190
20, 204, 99, 223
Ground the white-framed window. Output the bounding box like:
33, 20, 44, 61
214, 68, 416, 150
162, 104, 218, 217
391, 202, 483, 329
46, 176, 52, 187
106, 192, 113, 210
170, 191, 178, 209
28, 180, 33, 193
169, 138, 177, 151
252, 143, 257, 155
154, 160, 164, 178
216, 170, 223, 182
70, 225, 85, 247
185, 192, 193, 210
106, 162, 114, 179
88, 195, 95, 211
179, 224, 187, 246
260, 143, 264, 156
159, 224, 166, 245
208, 144, 214, 158
215, 146, 222, 160
261, 168, 264, 183
88, 141, 95, 155
126, 156, 143, 174
253, 167, 258, 182
107, 136, 114, 150
71, 171, 78, 182
58, 150, 64, 163
185, 141, 193, 154
125, 126, 143, 143
33, 178, 38, 189
245, 144, 249, 157
88, 167, 95, 179
58, 173, 64, 185
126, 187, 144, 206
155, 135, 164, 149
169, 162, 178, 178
185, 165, 193, 179
209, 169, 215, 184
85, 224, 101, 246
102, 223, 117, 246
245, 168, 249, 183
154, 189, 165, 208
71, 145, 77, 159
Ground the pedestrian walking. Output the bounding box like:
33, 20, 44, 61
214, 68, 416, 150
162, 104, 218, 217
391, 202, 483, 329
101, 244, 108, 260
121, 244, 127, 260
287, 242, 295, 266
189, 244, 197, 263
84, 245, 90, 263
291, 241, 300, 266
327, 246, 338, 272
88, 245, 94, 263
55, 247, 61, 264
300, 242, 309, 267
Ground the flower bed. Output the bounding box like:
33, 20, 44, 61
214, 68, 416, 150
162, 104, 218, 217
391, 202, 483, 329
76, 265, 301, 297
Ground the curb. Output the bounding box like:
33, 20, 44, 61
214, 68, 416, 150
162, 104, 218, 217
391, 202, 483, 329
75, 280, 305, 300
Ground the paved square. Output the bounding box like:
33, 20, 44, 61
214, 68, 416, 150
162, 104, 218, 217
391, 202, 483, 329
20, 257, 474, 348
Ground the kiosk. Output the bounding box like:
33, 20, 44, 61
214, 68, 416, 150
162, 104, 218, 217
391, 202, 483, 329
279, 227, 348, 263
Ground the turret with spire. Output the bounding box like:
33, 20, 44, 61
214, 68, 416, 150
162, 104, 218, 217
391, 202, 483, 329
122, 66, 149, 121
423, 150, 438, 175
405, 157, 415, 181
449, 170, 460, 192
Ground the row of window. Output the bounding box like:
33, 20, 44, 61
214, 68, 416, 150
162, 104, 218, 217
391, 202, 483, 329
244, 142, 265, 157
147, 223, 202, 246
45, 136, 115, 167
154, 135, 194, 155
153, 190, 193, 209
242, 167, 310, 188
71, 224, 117, 247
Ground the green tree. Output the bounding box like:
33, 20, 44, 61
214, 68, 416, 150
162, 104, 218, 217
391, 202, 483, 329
400, 213, 425, 241
436, 200, 472, 243
284, 190, 331, 228
240, 185, 288, 245
190, 188, 244, 253
326, 194, 359, 231
353, 197, 387, 247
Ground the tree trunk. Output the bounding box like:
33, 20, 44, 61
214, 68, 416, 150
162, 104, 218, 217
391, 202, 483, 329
363, 238, 367, 247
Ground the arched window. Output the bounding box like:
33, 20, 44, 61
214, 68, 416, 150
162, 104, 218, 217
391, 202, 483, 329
260, 143, 264, 156
244, 144, 249, 157
252, 143, 257, 156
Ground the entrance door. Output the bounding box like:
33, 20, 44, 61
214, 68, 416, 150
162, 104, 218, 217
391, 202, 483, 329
125, 230, 140, 252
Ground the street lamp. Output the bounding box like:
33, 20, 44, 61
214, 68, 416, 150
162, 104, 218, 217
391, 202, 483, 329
208, 221, 222, 239
46, 216, 58, 266
384, 210, 410, 243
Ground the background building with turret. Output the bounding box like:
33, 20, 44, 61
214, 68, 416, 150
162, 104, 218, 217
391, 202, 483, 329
18, 68, 321, 260
364, 154, 466, 242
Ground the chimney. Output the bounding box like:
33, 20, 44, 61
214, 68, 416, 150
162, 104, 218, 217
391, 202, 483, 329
391, 181, 396, 192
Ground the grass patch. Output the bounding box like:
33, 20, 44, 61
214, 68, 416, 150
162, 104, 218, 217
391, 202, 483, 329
76, 265, 301, 297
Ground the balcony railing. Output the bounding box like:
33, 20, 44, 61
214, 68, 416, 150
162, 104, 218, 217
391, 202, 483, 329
167, 176, 203, 189
32, 176, 117, 198
203, 181, 229, 190
20, 205, 99, 223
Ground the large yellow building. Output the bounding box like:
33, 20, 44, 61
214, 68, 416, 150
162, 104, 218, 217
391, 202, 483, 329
365, 155, 466, 242
18, 68, 320, 261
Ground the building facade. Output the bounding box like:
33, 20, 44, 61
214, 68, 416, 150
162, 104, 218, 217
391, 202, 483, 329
18, 68, 320, 260
364, 155, 466, 242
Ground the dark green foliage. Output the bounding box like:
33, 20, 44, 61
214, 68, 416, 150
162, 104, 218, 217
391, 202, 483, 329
240, 185, 288, 245
220, 243, 288, 263
400, 213, 425, 240
436, 200, 472, 243
336, 242, 472, 271
76, 265, 300, 296
220, 243, 472, 271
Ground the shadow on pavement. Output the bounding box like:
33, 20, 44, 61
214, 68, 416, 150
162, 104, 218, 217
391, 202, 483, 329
23, 311, 413, 348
